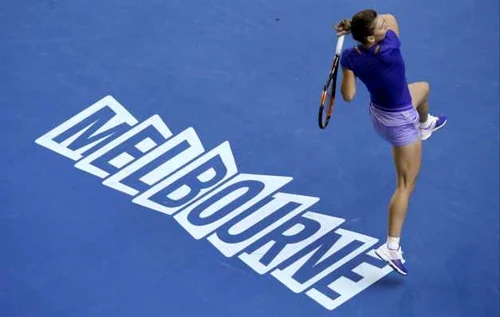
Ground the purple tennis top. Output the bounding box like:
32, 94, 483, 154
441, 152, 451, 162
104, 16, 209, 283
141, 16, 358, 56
340, 30, 412, 112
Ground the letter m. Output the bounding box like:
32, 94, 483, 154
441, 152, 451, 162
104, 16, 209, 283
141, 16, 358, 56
35, 95, 139, 161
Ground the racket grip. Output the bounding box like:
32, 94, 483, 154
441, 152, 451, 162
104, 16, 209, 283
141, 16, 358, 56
335, 35, 345, 54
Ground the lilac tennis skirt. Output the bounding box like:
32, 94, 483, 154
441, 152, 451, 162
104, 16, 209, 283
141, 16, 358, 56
369, 102, 421, 147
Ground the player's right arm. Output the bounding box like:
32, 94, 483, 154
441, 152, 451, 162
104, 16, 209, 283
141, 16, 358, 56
380, 14, 400, 36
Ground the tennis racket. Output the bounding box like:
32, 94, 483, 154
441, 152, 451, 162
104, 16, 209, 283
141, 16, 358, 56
318, 35, 345, 129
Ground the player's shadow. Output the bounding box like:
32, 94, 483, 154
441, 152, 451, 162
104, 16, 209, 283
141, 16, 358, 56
371, 274, 405, 288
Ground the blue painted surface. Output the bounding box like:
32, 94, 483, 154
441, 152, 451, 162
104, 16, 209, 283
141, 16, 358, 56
1, 1, 498, 316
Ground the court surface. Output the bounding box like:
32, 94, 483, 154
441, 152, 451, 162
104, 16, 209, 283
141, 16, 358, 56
1, 1, 499, 316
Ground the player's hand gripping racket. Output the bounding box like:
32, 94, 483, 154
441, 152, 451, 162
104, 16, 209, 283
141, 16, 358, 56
318, 35, 345, 129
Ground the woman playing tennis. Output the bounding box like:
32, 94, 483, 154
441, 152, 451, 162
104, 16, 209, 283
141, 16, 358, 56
335, 9, 446, 275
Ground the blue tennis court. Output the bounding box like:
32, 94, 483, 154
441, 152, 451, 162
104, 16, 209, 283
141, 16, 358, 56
1, 1, 498, 316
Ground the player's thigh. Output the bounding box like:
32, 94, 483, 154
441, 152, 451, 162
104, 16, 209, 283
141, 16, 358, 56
392, 140, 422, 191
408, 82, 429, 107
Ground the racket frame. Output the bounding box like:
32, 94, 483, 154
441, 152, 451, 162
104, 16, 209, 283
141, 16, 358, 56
318, 35, 345, 129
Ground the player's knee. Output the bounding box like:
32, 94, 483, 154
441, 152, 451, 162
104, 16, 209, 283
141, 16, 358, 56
396, 183, 412, 194
421, 81, 430, 97
396, 175, 417, 194
411, 178, 419, 193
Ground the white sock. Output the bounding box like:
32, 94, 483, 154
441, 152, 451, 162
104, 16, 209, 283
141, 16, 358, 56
387, 236, 400, 250
419, 115, 433, 128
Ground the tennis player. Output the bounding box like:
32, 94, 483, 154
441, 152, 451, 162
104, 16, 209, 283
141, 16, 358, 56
334, 9, 447, 275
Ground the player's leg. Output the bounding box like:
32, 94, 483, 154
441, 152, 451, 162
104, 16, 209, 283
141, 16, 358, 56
388, 141, 421, 238
408, 82, 447, 140
375, 139, 422, 276
408, 82, 429, 122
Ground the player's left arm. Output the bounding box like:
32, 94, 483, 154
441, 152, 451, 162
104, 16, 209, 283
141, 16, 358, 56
341, 67, 356, 102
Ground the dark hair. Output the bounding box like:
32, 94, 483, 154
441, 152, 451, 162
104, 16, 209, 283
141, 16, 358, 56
349, 9, 378, 43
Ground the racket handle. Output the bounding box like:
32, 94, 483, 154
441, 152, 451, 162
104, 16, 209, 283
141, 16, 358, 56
335, 35, 345, 55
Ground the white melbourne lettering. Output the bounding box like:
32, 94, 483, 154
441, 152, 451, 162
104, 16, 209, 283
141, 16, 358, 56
35, 95, 392, 311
